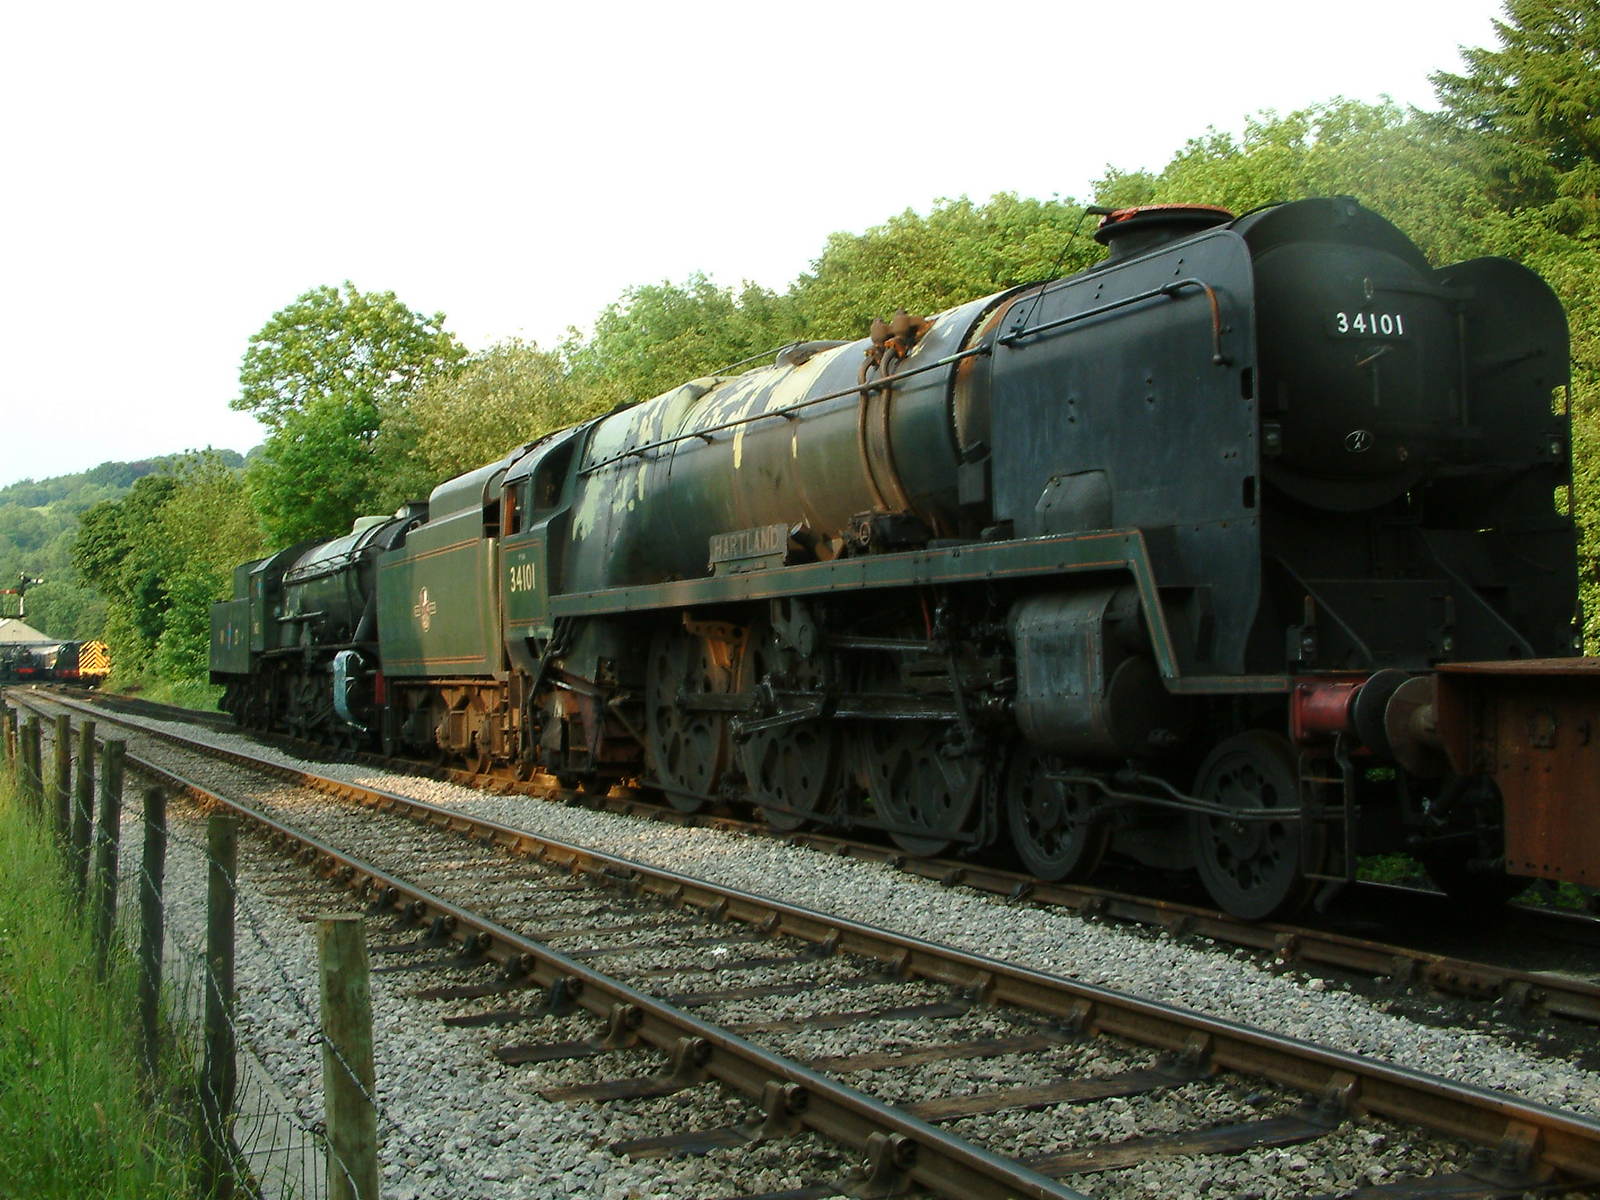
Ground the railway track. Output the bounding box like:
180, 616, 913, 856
10, 688, 1600, 1197
56, 688, 1600, 1033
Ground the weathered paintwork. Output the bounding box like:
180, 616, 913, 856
547, 525, 1289, 695
560, 290, 1015, 595
987, 227, 1260, 674
500, 426, 585, 647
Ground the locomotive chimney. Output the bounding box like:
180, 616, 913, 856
1093, 204, 1234, 263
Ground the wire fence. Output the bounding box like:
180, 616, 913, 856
0, 700, 467, 1200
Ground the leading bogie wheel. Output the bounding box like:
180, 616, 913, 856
1188, 730, 1321, 920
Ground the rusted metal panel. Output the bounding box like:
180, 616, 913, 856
1436, 659, 1600, 885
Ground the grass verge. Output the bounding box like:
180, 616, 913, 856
0, 760, 197, 1197
107, 670, 224, 712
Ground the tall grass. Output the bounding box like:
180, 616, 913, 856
0, 761, 197, 1197
104, 669, 224, 713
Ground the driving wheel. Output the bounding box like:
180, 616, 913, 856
645, 626, 736, 813
735, 625, 840, 831
851, 718, 983, 857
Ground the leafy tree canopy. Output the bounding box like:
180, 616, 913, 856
246, 394, 386, 544
233, 282, 465, 429
376, 339, 603, 507
564, 275, 804, 409
791, 193, 1099, 340
70, 454, 265, 681
236, 283, 465, 541
1431, 0, 1600, 226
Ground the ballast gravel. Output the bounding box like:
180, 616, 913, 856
39, 705, 1600, 1200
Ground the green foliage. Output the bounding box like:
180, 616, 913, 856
1093, 100, 1513, 263
564, 276, 805, 409
233, 282, 465, 430
791, 194, 1100, 340
1431, 0, 1600, 227
70, 455, 266, 682
244, 394, 387, 544
376, 338, 605, 506
0, 454, 244, 647
71, 474, 180, 663
234, 282, 465, 541
0, 774, 196, 1196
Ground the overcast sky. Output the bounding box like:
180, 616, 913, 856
0, 0, 1508, 487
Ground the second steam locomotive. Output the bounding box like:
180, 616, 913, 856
212, 197, 1596, 918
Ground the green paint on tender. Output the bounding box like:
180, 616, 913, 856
378, 510, 502, 678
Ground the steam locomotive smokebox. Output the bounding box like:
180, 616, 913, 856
1010, 589, 1191, 757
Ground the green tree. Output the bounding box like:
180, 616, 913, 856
376, 339, 603, 505
234, 283, 465, 541
71, 474, 180, 672
1431, 0, 1600, 229
791, 194, 1100, 341
1092, 100, 1517, 264
234, 282, 465, 429
69, 455, 266, 682
149, 457, 268, 679
245, 394, 388, 544
565, 276, 804, 409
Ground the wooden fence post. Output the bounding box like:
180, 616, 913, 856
52, 713, 71, 849
21, 717, 41, 810
73, 722, 95, 904
91, 739, 125, 977
318, 914, 378, 1200
200, 813, 238, 1198
1, 707, 14, 771
13, 713, 27, 800
138, 786, 167, 1080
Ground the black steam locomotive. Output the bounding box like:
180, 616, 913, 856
213, 197, 1596, 919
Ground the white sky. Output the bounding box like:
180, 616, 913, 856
0, 0, 1507, 487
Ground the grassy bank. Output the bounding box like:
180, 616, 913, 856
105, 670, 224, 712
0, 761, 197, 1197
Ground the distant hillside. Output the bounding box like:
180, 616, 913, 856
0, 451, 245, 640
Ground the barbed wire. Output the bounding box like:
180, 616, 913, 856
0, 717, 452, 1199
